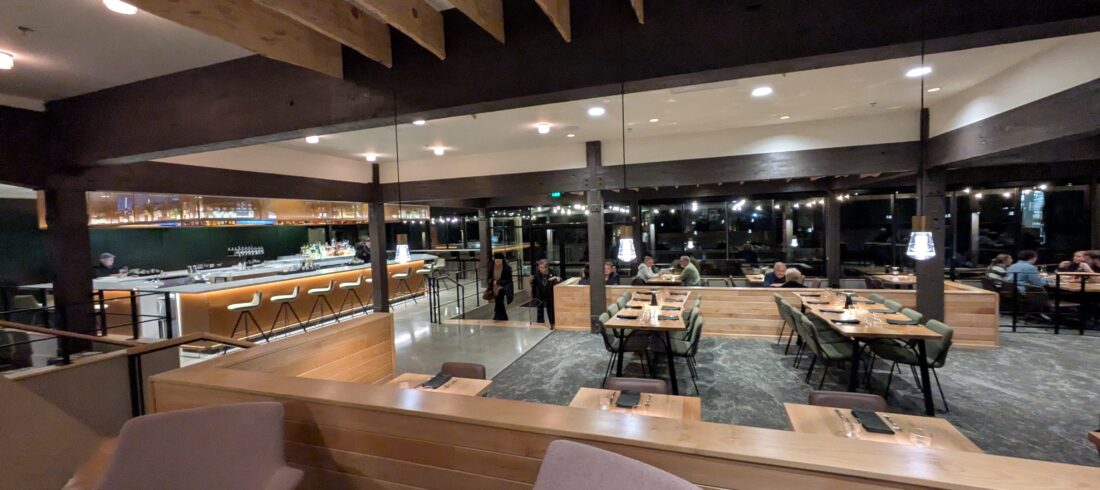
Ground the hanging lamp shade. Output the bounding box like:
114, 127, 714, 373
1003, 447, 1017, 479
616, 226, 637, 262
686, 238, 695, 250
906, 216, 936, 261
789, 237, 799, 248
395, 234, 411, 263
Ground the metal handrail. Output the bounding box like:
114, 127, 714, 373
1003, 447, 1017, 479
428, 274, 467, 323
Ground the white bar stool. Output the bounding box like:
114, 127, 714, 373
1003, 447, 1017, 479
337, 275, 367, 315
269, 285, 305, 337
392, 267, 418, 304
305, 280, 340, 325
228, 291, 267, 341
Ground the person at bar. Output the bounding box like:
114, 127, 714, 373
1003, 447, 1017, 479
1005, 250, 1050, 292
985, 254, 1013, 284
490, 253, 514, 321
530, 259, 560, 326
354, 236, 371, 262
603, 261, 621, 286
780, 269, 807, 288
633, 256, 660, 285
578, 263, 591, 285
678, 256, 701, 287
93, 252, 119, 278
763, 262, 787, 287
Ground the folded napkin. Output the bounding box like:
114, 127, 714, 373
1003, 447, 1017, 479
660, 306, 679, 311
833, 318, 861, 324
625, 305, 643, 309
616, 314, 639, 320
668, 292, 689, 296
657, 315, 680, 321
819, 309, 846, 314
799, 293, 822, 297
854, 299, 875, 304
805, 300, 830, 305
666, 298, 685, 303
887, 318, 918, 325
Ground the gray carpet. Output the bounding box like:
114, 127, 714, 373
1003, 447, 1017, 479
484, 329, 1100, 467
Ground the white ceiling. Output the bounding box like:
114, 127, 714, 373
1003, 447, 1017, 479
0, 0, 250, 106
269, 33, 1073, 164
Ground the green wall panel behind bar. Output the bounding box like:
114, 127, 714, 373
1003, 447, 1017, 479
90, 226, 309, 271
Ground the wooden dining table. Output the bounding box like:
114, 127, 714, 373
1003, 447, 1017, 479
784, 403, 982, 453
385, 373, 492, 396
570, 387, 701, 421
744, 273, 765, 284
605, 291, 693, 395
796, 292, 943, 416
872, 274, 917, 288
645, 273, 681, 285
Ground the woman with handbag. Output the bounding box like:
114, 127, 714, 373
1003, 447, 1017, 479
487, 253, 514, 321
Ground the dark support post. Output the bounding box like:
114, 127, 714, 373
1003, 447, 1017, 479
369, 164, 390, 313
916, 108, 946, 323
43, 188, 96, 349
630, 199, 643, 276
825, 191, 842, 288
1091, 180, 1100, 249
586, 141, 606, 333
478, 208, 491, 291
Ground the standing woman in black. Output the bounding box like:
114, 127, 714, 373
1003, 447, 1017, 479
491, 253, 514, 321
531, 259, 561, 326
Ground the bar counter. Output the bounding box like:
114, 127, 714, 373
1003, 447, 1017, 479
24, 254, 435, 340
554, 278, 1000, 348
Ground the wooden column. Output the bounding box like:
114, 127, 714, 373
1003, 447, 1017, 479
43, 188, 96, 343
630, 199, 643, 275
586, 141, 605, 333
915, 108, 946, 322
369, 164, 389, 313
478, 208, 491, 289
825, 190, 842, 288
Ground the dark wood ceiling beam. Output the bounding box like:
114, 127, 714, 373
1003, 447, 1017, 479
47, 161, 371, 202
928, 78, 1100, 167
534, 0, 570, 42
124, 0, 343, 78
449, 0, 505, 43
255, 0, 393, 67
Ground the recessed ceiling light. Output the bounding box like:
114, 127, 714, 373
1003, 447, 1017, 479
536, 123, 551, 134
0, 51, 12, 70
587, 107, 606, 117
751, 86, 773, 97
412, 119, 427, 126
365, 153, 378, 162
927, 87, 941, 93
433, 147, 445, 156
906, 66, 932, 78
305, 135, 320, 144
103, 0, 138, 15
649, 118, 660, 123
566, 133, 576, 138
778, 115, 790, 120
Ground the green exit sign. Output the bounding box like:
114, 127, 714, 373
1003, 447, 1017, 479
549, 192, 562, 198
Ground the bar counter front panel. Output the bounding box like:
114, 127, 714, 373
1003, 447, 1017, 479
554, 279, 999, 348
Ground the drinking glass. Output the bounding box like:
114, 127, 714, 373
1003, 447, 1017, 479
598, 393, 614, 411
909, 428, 932, 447
837, 416, 862, 439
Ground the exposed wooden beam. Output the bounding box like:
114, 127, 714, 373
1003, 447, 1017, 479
347, 0, 446, 60
449, 0, 505, 43
255, 0, 392, 67
534, 0, 571, 42
124, 0, 343, 78
629, 0, 643, 24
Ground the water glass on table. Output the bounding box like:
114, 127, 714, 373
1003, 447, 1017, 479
909, 428, 933, 447
598, 393, 614, 411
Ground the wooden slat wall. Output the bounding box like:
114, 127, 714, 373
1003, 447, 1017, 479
554, 280, 999, 348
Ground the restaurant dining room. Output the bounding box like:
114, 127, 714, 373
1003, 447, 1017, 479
2, 1, 1100, 489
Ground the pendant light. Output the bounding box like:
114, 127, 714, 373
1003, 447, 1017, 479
906, 20, 937, 262
789, 237, 799, 248
686, 238, 695, 250
395, 234, 411, 263
617, 226, 637, 262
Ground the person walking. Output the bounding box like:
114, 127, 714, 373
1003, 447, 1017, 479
531, 259, 560, 326
490, 253, 514, 321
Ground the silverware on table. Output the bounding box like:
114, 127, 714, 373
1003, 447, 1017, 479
882, 414, 903, 431
644, 394, 653, 407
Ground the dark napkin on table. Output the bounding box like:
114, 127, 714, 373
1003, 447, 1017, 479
805, 300, 830, 305
833, 318, 861, 324
625, 305, 643, 309
660, 306, 679, 311
616, 314, 639, 320
668, 292, 689, 296
657, 315, 680, 321
819, 309, 846, 314
887, 318, 918, 325
799, 293, 822, 297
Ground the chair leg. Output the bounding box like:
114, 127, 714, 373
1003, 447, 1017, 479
350, 290, 366, 314
686, 358, 700, 396
286, 303, 306, 333
321, 295, 341, 323
305, 296, 323, 326
818, 362, 830, 390
246, 311, 268, 341
401, 279, 419, 304
776, 322, 786, 344
883, 362, 897, 400
932, 368, 950, 413
268, 303, 287, 337
805, 355, 817, 383
784, 328, 797, 355
229, 312, 244, 339
603, 352, 616, 386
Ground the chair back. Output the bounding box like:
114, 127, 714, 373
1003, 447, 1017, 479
596, 313, 616, 352
607, 303, 621, 316
682, 306, 700, 328
868, 276, 885, 289
883, 299, 903, 312
868, 293, 886, 304
839, 278, 865, 289
794, 313, 824, 356
441, 362, 487, 380
808, 391, 888, 411
899, 308, 923, 323
630, 277, 647, 285
533, 440, 696, 490
247, 291, 262, 307
616, 296, 628, 309
686, 317, 704, 356
97, 402, 302, 490
604, 377, 670, 394
1022, 284, 1051, 311
925, 319, 954, 367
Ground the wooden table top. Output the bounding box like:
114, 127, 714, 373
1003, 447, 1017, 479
606, 292, 692, 331
646, 273, 681, 285
570, 387, 701, 422
784, 403, 982, 453
385, 373, 492, 396
801, 298, 942, 340
872, 274, 918, 285
1089, 431, 1100, 451
1047, 274, 1100, 293
744, 274, 765, 283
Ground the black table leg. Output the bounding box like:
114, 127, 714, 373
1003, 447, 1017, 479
916, 339, 935, 416
847, 339, 861, 391
665, 331, 679, 395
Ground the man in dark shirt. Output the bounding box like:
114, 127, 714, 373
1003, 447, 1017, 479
763, 262, 787, 287
93, 252, 119, 278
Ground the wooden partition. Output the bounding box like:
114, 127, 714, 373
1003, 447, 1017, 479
554, 279, 999, 348
147, 314, 1097, 489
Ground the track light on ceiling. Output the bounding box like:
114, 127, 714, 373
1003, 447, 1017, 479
906, 66, 932, 78
305, 135, 319, 144
751, 86, 773, 97
103, 0, 138, 15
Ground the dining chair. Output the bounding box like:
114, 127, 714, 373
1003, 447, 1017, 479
899, 308, 923, 324
839, 278, 865, 289
441, 362, 487, 380
868, 293, 887, 304
604, 376, 670, 395
597, 314, 649, 384
607, 303, 621, 316
883, 299, 903, 313
808, 390, 888, 411
800, 313, 855, 389
870, 319, 954, 412
533, 440, 695, 490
